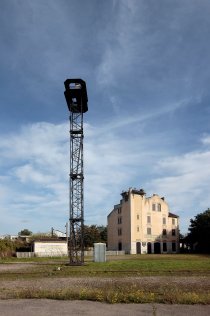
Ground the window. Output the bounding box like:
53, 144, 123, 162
152, 204, 156, 211
137, 226, 139, 232
172, 242, 176, 252
118, 228, 122, 236
147, 227, 151, 235
137, 214, 139, 220
163, 242, 167, 252
172, 218, 175, 225
162, 229, 167, 236
157, 203, 161, 212
163, 217, 166, 225
172, 229, 176, 236
118, 217, 122, 224
147, 216, 151, 224
118, 208, 122, 214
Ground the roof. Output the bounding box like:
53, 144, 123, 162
168, 212, 179, 218
33, 238, 66, 242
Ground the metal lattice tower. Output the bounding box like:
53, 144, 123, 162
64, 79, 88, 265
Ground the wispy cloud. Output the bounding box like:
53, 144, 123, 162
148, 143, 210, 231
1, 0, 210, 235
0, 118, 210, 234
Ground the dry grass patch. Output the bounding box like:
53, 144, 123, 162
1, 254, 210, 304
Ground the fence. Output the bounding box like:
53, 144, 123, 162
16, 252, 35, 258
16, 250, 125, 258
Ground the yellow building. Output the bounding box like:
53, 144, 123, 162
107, 188, 179, 254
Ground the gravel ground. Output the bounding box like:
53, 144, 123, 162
1, 275, 210, 292
0, 263, 210, 299
0, 263, 36, 271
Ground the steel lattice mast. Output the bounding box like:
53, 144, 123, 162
64, 79, 88, 265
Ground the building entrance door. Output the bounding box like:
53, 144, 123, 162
154, 242, 161, 254
147, 242, 152, 254
136, 242, 141, 254
118, 242, 122, 251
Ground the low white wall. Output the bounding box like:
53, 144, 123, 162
84, 250, 125, 256
34, 241, 68, 257
106, 250, 125, 255
16, 252, 35, 258
16, 249, 125, 258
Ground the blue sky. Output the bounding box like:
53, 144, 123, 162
0, 0, 210, 235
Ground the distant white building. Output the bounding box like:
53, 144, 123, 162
0, 235, 19, 240
52, 229, 67, 238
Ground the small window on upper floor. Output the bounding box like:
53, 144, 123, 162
118, 208, 122, 214
163, 217, 166, 225
137, 214, 139, 220
118, 228, 122, 236
162, 229, 167, 236
118, 217, 122, 224
157, 203, 161, 212
172, 218, 175, 225
152, 204, 156, 211
147, 227, 151, 235
137, 226, 139, 232
147, 216, 151, 224
172, 229, 176, 236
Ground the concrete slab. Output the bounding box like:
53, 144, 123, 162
0, 300, 209, 316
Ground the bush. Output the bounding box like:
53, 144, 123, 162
0, 239, 26, 258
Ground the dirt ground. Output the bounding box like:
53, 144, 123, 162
0, 263, 210, 315
0, 263, 210, 296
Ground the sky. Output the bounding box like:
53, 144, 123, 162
0, 0, 210, 235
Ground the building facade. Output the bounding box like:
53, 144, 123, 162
107, 188, 179, 254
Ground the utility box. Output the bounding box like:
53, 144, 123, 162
94, 243, 106, 262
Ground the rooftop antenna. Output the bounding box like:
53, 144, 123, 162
64, 78, 88, 265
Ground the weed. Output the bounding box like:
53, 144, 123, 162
1, 254, 210, 304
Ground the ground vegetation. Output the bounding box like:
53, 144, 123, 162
0, 254, 210, 304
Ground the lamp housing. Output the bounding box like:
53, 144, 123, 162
64, 78, 88, 113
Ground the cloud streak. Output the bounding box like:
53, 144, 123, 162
0, 117, 210, 234
1, 0, 210, 235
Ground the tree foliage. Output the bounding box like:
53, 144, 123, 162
30, 232, 52, 240
98, 225, 107, 243
18, 229, 32, 236
187, 208, 210, 253
83, 225, 107, 248
0, 239, 25, 258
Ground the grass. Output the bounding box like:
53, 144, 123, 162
10, 287, 210, 304
0, 254, 210, 304
3, 254, 210, 278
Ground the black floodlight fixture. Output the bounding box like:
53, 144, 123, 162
64, 78, 88, 113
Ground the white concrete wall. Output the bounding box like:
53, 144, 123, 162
34, 241, 68, 257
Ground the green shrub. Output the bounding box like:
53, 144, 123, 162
0, 239, 25, 258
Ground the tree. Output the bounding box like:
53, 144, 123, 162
18, 229, 32, 236
187, 208, 210, 253
0, 238, 25, 258
98, 226, 107, 243
84, 225, 101, 248
83, 225, 107, 248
